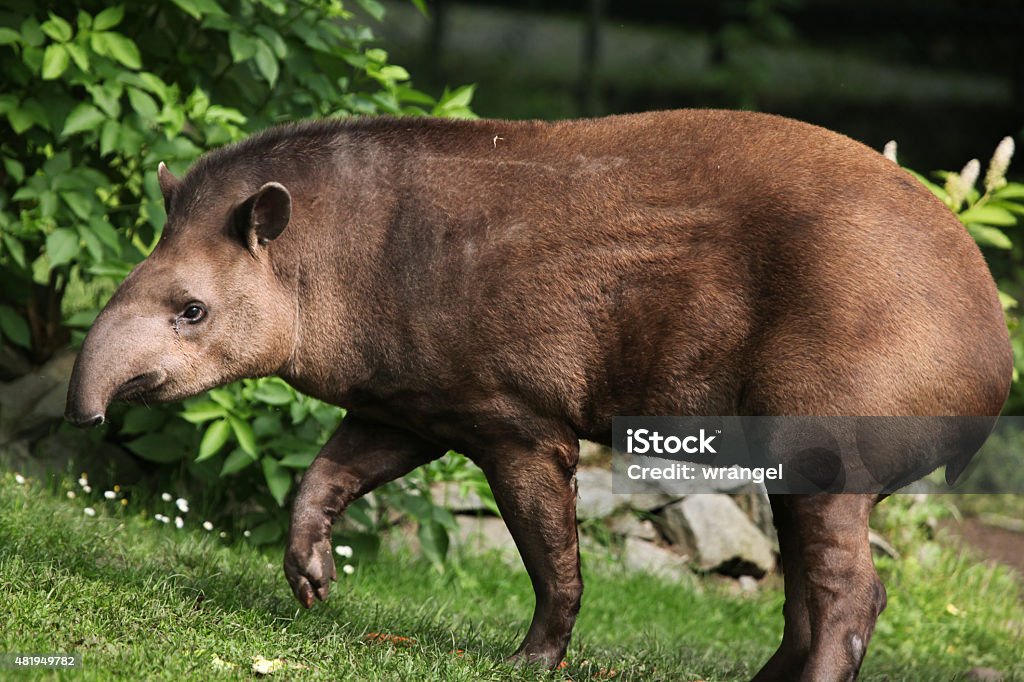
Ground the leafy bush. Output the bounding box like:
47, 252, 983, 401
0, 0, 482, 559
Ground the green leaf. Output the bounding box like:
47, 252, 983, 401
228, 31, 258, 62
46, 228, 80, 267
169, 0, 227, 20
0, 305, 31, 349
61, 103, 105, 136
196, 418, 231, 461
377, 65, 409, 82
251, 380, 292, 405
1, 234, 26, 269
127, 87, 158, 118
262, 458, 292, 506
98, 31, 141, 69
253, 40, 278, 87
20, 17, 45, 47
417, 520, 449, 570
120, 406, 167, 435
41, 44, 69, 79
65, 42, 89, 71
208, 388, 236, 410
355, 0, 386, 22
410, 0, 429, 17
100, 119, 119, 156
221, 448, 257, 476
93, 6, 125, 31
966, 224, 1013, 250
228, 414, 258, 457
278, 452, 316, 468
3, 156, 25, 183
0, 28, 22, 46
441, 84, 475, 109
959, 204, 1018, 227
41, 13, 73, 42
181, 399, 226, 424
252, 25, 287, 58
258, 0, 288, 15
126, 433, 190, 463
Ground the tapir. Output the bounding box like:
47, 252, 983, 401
65, 110, 1012, 681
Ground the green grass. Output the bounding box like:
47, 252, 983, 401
1, 473, 1022, 681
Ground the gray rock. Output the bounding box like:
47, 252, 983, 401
734, 489, 778, 549
451, 515, 518, 559
575, 467, 624, 520
607, 512, 659, 541
621, 537, 689, 580
966, 667, 1004, 682
662, 494, 776, 577
579, 439, 611, 466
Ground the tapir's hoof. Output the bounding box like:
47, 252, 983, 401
283, 535, 336, 608
505, 649, 565, 671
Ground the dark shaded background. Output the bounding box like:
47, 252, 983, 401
379, 0, 1023, 173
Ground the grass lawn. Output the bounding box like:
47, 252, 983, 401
1, 473, 1022, 681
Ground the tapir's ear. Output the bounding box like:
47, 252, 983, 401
157, 162, 180, 202
234, 182, 292, 251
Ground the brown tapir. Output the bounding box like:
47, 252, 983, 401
65, 110, 1012, 680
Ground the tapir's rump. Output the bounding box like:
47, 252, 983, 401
66, 110, 1012, 680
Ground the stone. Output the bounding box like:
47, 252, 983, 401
607, 512, 659, 541
966, 667, 1004, 682
575, 467, 624, 520
661, 494, 776, 577
450, 515, 518, 559
578, 439, 611, 466
621, 537, 689, 580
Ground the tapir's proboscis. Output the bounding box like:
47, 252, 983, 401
65, 110, 1012, 681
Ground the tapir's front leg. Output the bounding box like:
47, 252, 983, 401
474, 433, 583, 669
285, 417, 444, 607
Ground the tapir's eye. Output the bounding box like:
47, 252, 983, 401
180, 302, 207, 323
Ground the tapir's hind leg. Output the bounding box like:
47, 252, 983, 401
752, 495, 813, 681
474, 437, 583, 669
754, 493, 887, 682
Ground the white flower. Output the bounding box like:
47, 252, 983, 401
174, 516, 184, 529
175, 498, 189, 513
104, 490, 117, 500
243, 530, 251, 538
66, 490, 76, 499
155, 514, 169, 523
219, 531, 228, 539
84, 507, 96, 517
14, 473, 26, 485
985, 136, 1015, 192
161, 492, 172, 502
202, 521, 214, 531
945, 158, 980, 209
82, 485, 92, 494
882, 140, 898, 163
334, 545, 353, 558
342, 564, 355, 575
78, 475, 88, 487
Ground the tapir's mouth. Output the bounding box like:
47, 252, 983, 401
112, 370, 168, 404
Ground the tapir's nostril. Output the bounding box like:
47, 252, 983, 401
66, 412, 105, 428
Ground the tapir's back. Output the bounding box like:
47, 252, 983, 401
391, 110, 1011, 433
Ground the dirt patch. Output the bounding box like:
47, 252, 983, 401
940, 517, 1024, 577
